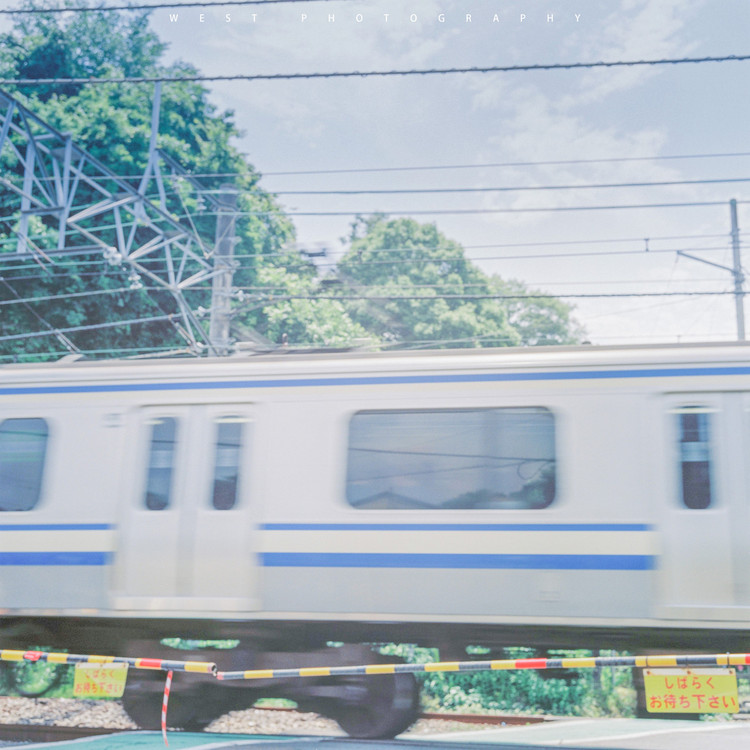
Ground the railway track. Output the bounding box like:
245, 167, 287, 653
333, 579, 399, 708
420, 711, 550, 726
0, 710, 552, 744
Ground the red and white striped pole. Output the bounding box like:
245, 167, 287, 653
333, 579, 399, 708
161, 670, 173, 747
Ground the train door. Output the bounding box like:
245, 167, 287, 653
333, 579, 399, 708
114, 404, 258, 612
659, 392, 750, 618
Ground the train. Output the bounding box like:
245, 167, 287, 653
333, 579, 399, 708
2, 341, 750, 735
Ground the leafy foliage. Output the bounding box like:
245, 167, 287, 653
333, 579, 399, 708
0, 2, 293, 360
0, 6, 584, 358
0, 647, 75, 699
335, 216, 584, 349
246, 252, 373, 347
380, 644, 636, 718
490, 278, 586, 346
1, 0, 164, 101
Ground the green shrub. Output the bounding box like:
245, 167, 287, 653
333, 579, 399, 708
379, 644, 635, 717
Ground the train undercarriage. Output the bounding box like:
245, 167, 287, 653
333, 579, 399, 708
3, 616, 750, 736
0, 618, 425, 738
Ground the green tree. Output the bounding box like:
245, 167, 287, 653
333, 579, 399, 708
243, 249, 373, 348
335, 215, 584, 348
0, 2, 295, 359
490, 277, 586, 346
0, 5, 585, 359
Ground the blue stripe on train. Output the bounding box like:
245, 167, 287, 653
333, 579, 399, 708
2, 365, 750, 396
261, 552, 656, 571
0, 552, 111, 565
262, 523, 652, 532
0, 524, 113, 531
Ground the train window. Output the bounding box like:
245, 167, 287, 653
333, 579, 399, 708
346, 407, 556, 510
144, 417, 178, 511
211, 417, 246, 510
0, 418, 48, 511
675, 406, 714, 509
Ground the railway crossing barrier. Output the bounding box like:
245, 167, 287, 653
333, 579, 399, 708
0, 649, 216, 746
0, 649, 216, 674
3, 649, 750, 745
5, 647, 750, 680
213, 651, 750, 680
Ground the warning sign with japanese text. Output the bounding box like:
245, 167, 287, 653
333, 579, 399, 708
73, 663, 128, 698
644, 668, 738, 713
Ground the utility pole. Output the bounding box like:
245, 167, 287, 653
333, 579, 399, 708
677, 198, 745, 341
730, 198, 745, 341
208, 185, 239, 356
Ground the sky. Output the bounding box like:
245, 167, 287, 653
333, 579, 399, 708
12, 0, 750, 346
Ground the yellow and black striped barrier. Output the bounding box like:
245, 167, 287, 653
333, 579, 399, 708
4, 647, 750, 682
0, 649, 217, 674
215, 652, 750, 681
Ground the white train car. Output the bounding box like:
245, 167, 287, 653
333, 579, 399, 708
2, 342, 750, 732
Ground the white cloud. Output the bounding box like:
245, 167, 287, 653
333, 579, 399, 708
148, 0, 745, 344
560, 0, 705, 105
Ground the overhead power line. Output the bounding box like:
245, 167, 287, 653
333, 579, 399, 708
305, 246, 739, 268
2, 274, 739, 308
0, 290, 738, 345
0, 243, 739, 278
12, 173, 750, 195
191, 200, 733, 217
0, 0, 333, 14
0, 229, 733, 257
0, 276, 81, 355
258, 176, 750, 196
0, 313, 179, 343
241, 291, 738, 302
10, 173, 750, 195
0, 286, 141, 307
0, 276, 736, 313
2, 55, 748, 87
0, 344, 193, 362
261, 152, 750, 176
14, 151, 741, 181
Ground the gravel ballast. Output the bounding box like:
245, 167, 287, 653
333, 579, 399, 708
0, 697, 499, 735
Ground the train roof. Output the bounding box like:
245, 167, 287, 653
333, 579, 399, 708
4, 340, 750, 385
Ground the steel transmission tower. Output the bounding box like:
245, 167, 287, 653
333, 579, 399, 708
0, 87, 244, 356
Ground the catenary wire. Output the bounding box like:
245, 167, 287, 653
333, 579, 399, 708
0, 277, 82, 355
10, 173, 750, 194
0, 246, 739, 279
0, 286, 144, 307
0, 291, 739, 347
0, 232, 734, 257
179, 200, 734, 216
0, 291, 739, 345
9, 159, 750, 183
260, 152, 750, 176
0, 313, 180, 343
0, 0, 337, 14
232, 290, 738, 301
0, 243, 739, 277
235, 176, 750, 196
15, 152, 744, 181
0, 345, 195, 362
1, 328, 736, 355
310, 246, 739, 267
0, 275, 738, 310
1, 55, 749, 86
